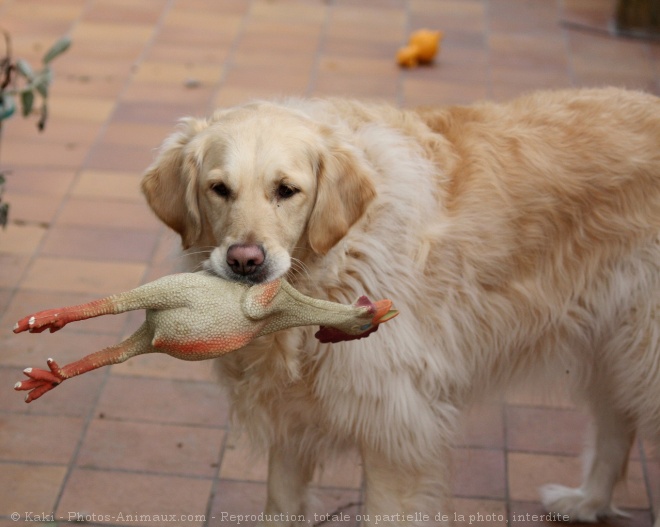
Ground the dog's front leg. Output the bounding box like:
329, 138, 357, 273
361, 447, 453, 526
260, 443, 315, 527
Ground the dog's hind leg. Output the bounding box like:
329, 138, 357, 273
541, 385, 635, 522
647, 438, 660, 527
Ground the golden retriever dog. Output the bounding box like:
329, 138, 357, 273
142, 87, 660, 526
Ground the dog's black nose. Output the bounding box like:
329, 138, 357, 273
226, 244, 265, 276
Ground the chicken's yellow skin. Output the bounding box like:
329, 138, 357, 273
13, 271, 397, 402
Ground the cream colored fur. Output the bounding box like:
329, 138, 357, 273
142, 88, 660, 526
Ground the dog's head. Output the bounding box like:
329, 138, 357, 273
142, 101, 376, 284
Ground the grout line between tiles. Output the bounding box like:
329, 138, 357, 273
395, 0, 411, 107
305, 0, 334, 98
558, 0, 578, 87
58, 463, 218, 482
205, 0, 255, 113
202, 426, 231, 527
482, 0, 494, 100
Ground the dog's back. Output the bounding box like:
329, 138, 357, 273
416, 87, 660, 402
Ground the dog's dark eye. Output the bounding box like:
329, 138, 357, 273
277, 184, 299, 200
211, 182, 231, 198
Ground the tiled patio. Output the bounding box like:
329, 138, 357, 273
0, 0, 659, 526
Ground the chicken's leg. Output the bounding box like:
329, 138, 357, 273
15, 323, 153, 402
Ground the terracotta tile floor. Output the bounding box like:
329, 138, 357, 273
0, 1, 659, 526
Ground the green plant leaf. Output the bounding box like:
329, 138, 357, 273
36, 80, 49, 98
42, 36, 71, 64
20, 90, 34, 116
0, 95, 16, 120
35, 70, 51, 98
15, 58, 34, 79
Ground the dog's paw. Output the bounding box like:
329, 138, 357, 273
540, 484, 628, 523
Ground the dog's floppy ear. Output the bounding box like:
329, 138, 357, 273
307, 128, 377, 255
141, 118, 208, 249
